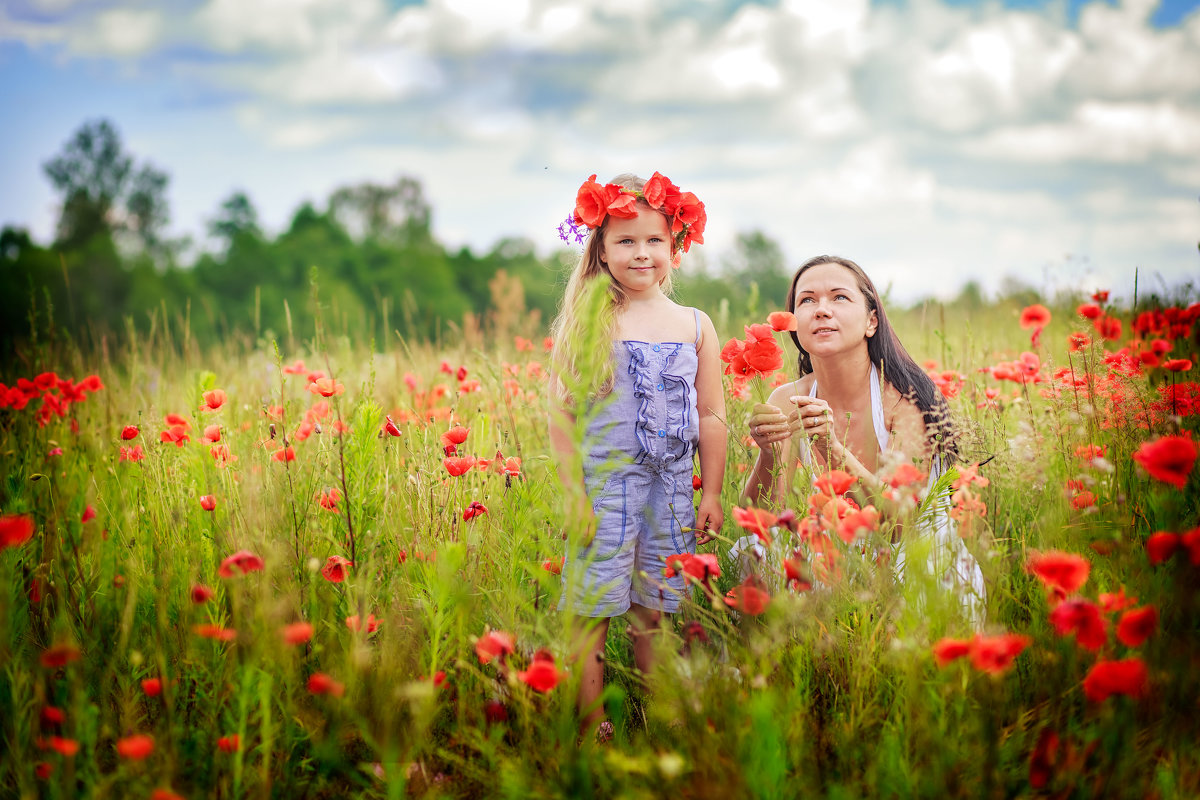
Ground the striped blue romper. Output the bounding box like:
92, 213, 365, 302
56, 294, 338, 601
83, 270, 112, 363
562, 309, 701, 617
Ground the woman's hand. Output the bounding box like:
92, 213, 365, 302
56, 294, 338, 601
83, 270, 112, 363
748, 403, 792, 446
792, 395, 836, 444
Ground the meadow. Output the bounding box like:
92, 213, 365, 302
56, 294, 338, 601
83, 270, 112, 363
1, 284, 1198, 800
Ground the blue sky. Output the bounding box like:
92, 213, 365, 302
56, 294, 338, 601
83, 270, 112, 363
1, 0, 1198, 304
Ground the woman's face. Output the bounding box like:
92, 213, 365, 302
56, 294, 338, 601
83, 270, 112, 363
792, 262, 878, 358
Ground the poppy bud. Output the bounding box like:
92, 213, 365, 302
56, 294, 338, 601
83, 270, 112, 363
269, 423, 277, 439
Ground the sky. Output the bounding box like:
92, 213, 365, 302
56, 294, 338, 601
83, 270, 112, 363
1, 0, 1198, 305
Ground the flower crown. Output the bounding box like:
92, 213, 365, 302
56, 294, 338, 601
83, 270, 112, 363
558, 172, 707, 255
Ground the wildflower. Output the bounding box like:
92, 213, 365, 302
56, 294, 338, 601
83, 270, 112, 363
815, 469, 856, 496
443, 456, 476, 476
318, 488, 341, 512
283, 359, 307, 375
202, 389, 227, 411
48, 737, 79, 756
887, 463, 927, 487
518, 658, 563, 693
141, 678, 163, 697
1082, 658, 1147, 702
1029, 728, 1060, 789
1070, 491, 1097, 510
40, 643, 80, 668
35, 762, 53, 780
160, 425, 190, 447
732, 506, 777, 544
210, 444, 235, 465
218, 550, 265, 578
1076, 302, 1102, 320
1163, 358, 1193, 372
321, 555, 352, 583
199, 495, 216, 511
501, 456, 522, 477
542, 557, 564, 575
767, 311, 798, 332
202, 424, 221, 444
41, 706, 65, 726
462, 501, 488, 521
484, 699, 508, 724
116, 733, 155, 760
692, 474, 702, 491
1092, 290, 1110, 302
1067, 332, 1091, 352
968, 633, 1031, 675
1094, 315, 1122, 341
121, 425, 139, 440
217, 734, 240, 752
0, 514, 35, 549
1027, 551, 1090, 606
1020, 304, 1051, 346
836, 506, 880, 544
81, 506, 97, 524
441, 425, 469, 448
724, 579, 770, 615
663, 553, 721, 587
345, 614, 381, 633
1099, 587, 1138, 613
191, 583, 215, 604
307, 672, 345, 696
271, 446, 296, 462
307, 377, 345, 397
932, 637, 973, 667
784, 555, 812, 591
281, 622, 314, 645
1132, 434, 1197, 489
1048, 600, 1108, 651
150, 789, 185, 800
193, 624, 237, 641
475, 630, 516, 665
1116, 606, 1157, 647
383, 415, 401, 436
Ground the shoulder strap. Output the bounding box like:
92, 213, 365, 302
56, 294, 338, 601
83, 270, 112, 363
693, 308, 702, 346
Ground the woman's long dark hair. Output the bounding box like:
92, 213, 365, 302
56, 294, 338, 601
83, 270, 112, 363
785, 255, 958, 462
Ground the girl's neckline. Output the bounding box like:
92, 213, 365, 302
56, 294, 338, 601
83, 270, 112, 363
617, 339, 696, 347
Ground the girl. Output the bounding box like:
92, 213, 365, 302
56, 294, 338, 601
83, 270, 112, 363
742, 255, 985, 618
549, 172, 726, 741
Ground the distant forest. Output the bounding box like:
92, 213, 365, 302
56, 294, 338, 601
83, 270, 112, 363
1, 119, 1093, 355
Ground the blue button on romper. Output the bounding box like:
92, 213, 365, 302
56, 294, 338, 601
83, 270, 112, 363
561, 309, 702, 617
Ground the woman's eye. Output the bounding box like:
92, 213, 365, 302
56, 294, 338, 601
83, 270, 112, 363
835, 294, 850, 301
798, 297, 814, 304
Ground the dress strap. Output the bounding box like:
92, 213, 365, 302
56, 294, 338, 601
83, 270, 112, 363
869, 364, 889, 450
692, 308, 702, 346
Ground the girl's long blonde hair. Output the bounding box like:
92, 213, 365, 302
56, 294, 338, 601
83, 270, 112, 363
549, 173, 676, 403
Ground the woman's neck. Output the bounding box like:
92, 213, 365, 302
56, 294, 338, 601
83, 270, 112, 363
810, 349, 873, 409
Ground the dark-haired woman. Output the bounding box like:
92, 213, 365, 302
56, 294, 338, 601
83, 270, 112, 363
741, 255, 985, 617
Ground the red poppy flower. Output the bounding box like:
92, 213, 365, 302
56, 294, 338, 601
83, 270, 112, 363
1029, 728, 1060, 789
116, 734, 155, 760
48, 736, 79, 756
441, 425, 469, 447
160, 425, 190, 447
271, 446, 296, 462
1099, 587, 1138, 613
836, 506, 880, 544
1133, 434, 1197, 489
218, 550, 265, 578
1163, 358, 1193, 372
1067, 332, 1091, 352
202, 389, 227, 411
724, 579, 771, 615
283, 359, 307, 375
307, 672, 345, 697
443, 456, 477, 476
663, 553, 721, 585
199, 495, 216, 511
35, 762, 53, 780
1048, 600, 1108, 651
193, 624, 237, 641
318, 488, 341, 512
1146, 532, 1179, 565
501, 456, 522, 477
887, 463, 927, 488
815, 469, 856, 496
932, 637, 973, 667
191, 583, 215, 604
141, 678, 163, 697
383, 415, 401, 437
321, 555, 352, 583
210, 444, 234, 465
1092, 290, 1110, 302
202, 424, 221, 444
0, 514, 35, 549
1082, 658, 1147, 702
767, 311, 798, 332
732, 506, 777, 544
484, 699, 508, 724
41, 706, 65, 726
475, 630, 516, 665
462, 501, 488, 521
345, 614, 381, 633
121, 425, 139, 440
1093, 315, 1122, 341
1182, 526, 1200, 565
518, 659, 562, 693
1076, 302, 1102, 320
542, 557, 564, 575
1020, 304, 1051, 345
164, 413, 191, 429
1027, 551, 1090, 605
150, 789, 185, 800
40, 643, 80, 668
119, 444, 146, 462
307, 377, 344, 397
217, 734, 240, 753
692, 474, 702, 491
968, 633, 1031, 674
281, 621, 314, 645
1116, 606, 1157, 647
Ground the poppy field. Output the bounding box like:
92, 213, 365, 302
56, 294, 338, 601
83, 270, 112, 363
2, 289, 1199, 799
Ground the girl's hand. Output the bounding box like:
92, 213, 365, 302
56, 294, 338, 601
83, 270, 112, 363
695, 495, 723, 546
791, 396, 837, 445
748, 403, 792, 446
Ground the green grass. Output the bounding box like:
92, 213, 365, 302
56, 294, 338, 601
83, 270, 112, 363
1, 293, 1198, 799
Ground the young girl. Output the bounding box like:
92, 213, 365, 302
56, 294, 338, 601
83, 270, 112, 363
549, 172, 726, 740
742, 255, 985, 619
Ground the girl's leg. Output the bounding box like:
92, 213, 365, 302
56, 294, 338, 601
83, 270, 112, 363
572, 615, 610, 732
628, 603, 663, 676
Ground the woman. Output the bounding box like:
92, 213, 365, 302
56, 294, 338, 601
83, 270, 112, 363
741, 255, 985, 618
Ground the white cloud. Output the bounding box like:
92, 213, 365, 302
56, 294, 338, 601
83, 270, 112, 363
70, 7, 162, 56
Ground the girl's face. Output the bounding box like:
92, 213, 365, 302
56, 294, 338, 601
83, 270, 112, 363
792, 262, 878, 357
600, 206, 672, 298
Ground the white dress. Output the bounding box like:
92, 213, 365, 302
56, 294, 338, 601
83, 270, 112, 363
730, 365, 987, 624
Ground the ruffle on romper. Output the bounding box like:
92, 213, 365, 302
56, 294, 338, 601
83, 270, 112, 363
624, 341, 696, 465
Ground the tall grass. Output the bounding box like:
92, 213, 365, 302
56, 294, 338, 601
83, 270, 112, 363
1, 288, 1197, 799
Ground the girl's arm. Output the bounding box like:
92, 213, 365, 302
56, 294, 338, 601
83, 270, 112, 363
694, 311, 727, 544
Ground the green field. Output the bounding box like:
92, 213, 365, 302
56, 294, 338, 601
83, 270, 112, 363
2, 291, 1198, 799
